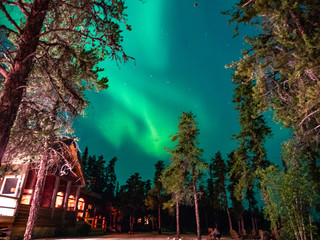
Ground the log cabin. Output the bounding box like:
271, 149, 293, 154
0, 139, 120, 239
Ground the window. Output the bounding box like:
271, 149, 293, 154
77, 198, 85, 210
21, 189, 33, 205
1, 177, 18, 195
67, 195, 75, 211
55, 192, 64, 208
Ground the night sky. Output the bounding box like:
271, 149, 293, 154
73, 0, 290, 185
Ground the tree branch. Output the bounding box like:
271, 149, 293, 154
299, 110, 319, 127
289, 10, 304, 36
0, 3, 22, 32
0, 24, 19, 36
0, 65, 8, 79
242, 0, 255, 8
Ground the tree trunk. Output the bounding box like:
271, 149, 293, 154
251, 213, 256, 235
0, 0, 50, 163
238, 219, 241, 234
309, 213, 313, 240
254, 216, 258, 234
241, 216, 245, 235
176, 198, 180, 238
223, 183, 232, 231
23, 99, 58, 240
158, 203, 162, 234
23, 155, 47, 240
129, 213, 134, 233
193, 181, 201, 240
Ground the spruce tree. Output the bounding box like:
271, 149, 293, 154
161, 163, 187, 238
105, 157, 118, 200
225, 0, 320, 150
210, 151, 233, 231
164, 112, 206, 240
117, 173, 149, 234
145, 160, 166, 234
227, 151, 245, 235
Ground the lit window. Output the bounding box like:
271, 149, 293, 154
67, 195, 75, 211
1, 178, 18, 195
21, 189, 33, 205
77, 198, 85, 210
55, 192, 64, 208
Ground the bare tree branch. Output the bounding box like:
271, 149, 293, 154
0, 65, 8, 78
0, 3, 22, 33
299, 110, 319, 127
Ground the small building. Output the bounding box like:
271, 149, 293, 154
0, 139, 115, 239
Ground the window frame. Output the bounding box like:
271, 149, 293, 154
0, 176, 20, 196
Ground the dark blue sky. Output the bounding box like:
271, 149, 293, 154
74, 0, 290, 185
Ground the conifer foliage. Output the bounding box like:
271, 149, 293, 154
226, 1, 320, 239
225, 0, 320, 149
0, 0, 131, 163
81, 147, 118, 198
145, 160, 167, 234
210, 151, 233, 231
162, 112, 206, 240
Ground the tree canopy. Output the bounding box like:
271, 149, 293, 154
0, 0, 131, 163
225, 0, 320, 149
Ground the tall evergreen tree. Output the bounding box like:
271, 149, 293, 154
225, 5, 320, 231
231, 75, 274, 235
225, 0, 320, 150
81, 146, 89, 172
117, 172, 149, 234
161, 163, 187, 238
0, 1, 131, 238
105, 157, 118, 200
164, 112, 206, 240
227, 151, 245, 235
210, 151, 233, 231
145, 160, 166, 234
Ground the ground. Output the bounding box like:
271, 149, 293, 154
38, 233, 232, 240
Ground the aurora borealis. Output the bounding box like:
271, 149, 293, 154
74, 0, 290, 184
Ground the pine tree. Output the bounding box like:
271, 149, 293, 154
231, 75, 274, 235
210, 151, 233, 231
225, 0, 320, 150
146, 161, 166, 234
0, 0, 131, 163
105, 157, 118, 200
117, 172, 149, 234
227, 151, 245, 235
81, 146, 89, 172
164, 112, 206, 240
161, 163, 187, 238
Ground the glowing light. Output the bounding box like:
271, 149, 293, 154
77, 197, 85, 210
67, 195, 75, 211
55, 192, 64, 208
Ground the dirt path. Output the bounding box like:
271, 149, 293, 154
40, 233, 232, 240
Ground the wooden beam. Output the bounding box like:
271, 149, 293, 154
50, 176, 60, 218
63, 181, 71, 211
74, 185, 81, 213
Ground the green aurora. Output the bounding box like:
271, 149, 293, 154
74, 0, 290, 184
